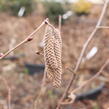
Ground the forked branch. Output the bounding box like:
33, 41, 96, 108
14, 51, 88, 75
59, 59, 109, 105
70, 59, 109, 100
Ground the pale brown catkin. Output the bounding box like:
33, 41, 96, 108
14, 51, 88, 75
43, 25, 62, 87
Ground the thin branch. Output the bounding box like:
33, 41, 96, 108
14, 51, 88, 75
0, 18, 48, 59
58, 15, 62, 31
56, 0, 109, 108
71, 59, 109, 95
0, 76, 11, 109
75, 0, 108, 72
59, 59, 109, 105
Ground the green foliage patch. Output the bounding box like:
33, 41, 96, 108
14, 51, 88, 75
0, 0, 35, 16
44, 1, 66, 24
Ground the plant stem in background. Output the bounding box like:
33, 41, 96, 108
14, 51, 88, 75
59, 15, 62, 31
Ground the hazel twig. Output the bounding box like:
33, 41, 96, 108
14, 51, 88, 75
72, 59, 109, 94
56, 0, 109, 109
60, 59, 109, 105
0, 18, 48, 59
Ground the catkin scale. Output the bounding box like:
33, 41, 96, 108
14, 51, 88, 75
44, 25, 62, 87
53, 29, 62, 48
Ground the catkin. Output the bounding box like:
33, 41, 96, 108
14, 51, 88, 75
43, 25, 62, 87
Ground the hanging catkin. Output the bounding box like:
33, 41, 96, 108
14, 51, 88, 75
43, 25, 62, 87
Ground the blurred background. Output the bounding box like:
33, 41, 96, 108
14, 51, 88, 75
0, 0, 109, 109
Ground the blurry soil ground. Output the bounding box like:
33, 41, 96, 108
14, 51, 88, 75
0, 5, 109, 109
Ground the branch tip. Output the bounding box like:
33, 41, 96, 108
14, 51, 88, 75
44, 18, 49, 24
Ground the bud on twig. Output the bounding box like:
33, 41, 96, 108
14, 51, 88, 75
0, 53, 4, 57
27, 37, 33, 42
